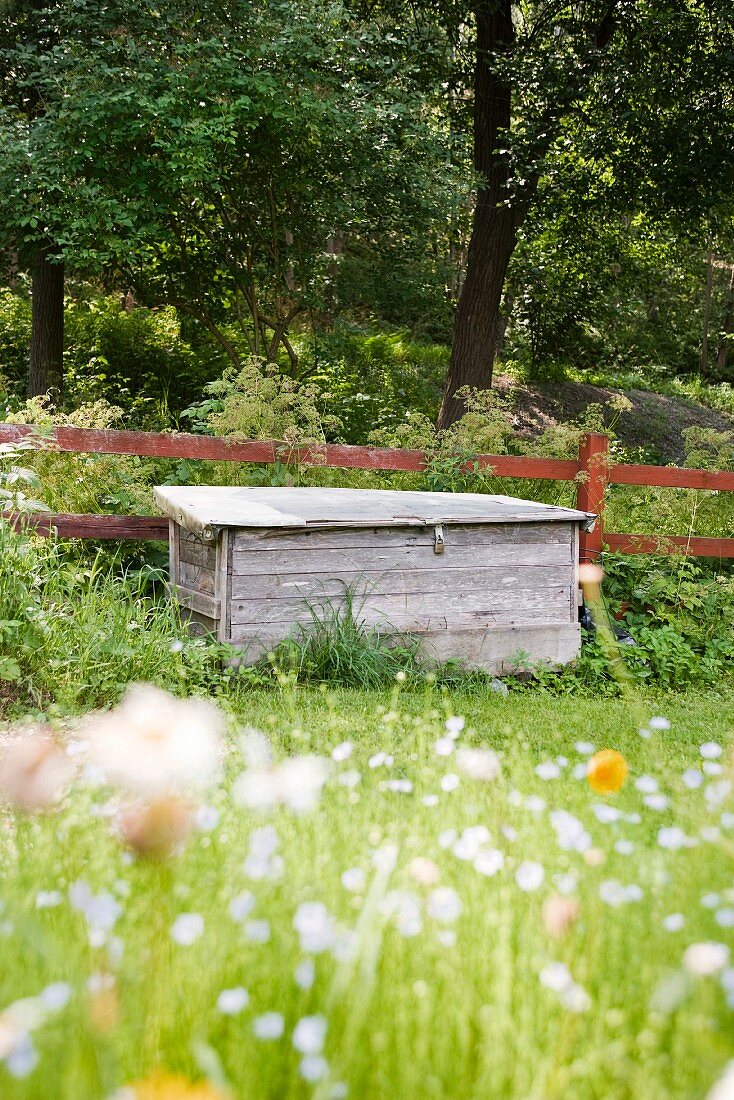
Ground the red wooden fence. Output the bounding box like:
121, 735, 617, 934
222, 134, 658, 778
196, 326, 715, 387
1, 425, 732, 561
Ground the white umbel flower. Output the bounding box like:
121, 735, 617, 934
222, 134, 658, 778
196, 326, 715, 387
85, 684, 223, 796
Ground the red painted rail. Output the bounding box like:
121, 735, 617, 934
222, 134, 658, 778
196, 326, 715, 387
1, 425, 732, 560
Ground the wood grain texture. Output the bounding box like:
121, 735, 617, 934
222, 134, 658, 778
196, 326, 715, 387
217, 529, 232, 644
609, 464, 734, 491
604, 533, 734, 556
232, 541, 572, 576
172, 585, 220, 619
233, 522, 571, 551
14, 513, 169, 539
154, 485, 591, 534
224, 622, 581, 673
179, 532, 217, 570
229, 587, 573, 630
179, 559, 216, 595
0, 423, 580, 478
231, 565, 572, 601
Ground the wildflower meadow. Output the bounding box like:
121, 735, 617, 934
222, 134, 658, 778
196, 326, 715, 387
1, 676, 733, 1098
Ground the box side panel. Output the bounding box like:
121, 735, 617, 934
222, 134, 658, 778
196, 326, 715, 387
217, 529, 232, 644
228, 522, 578, 667
169, 524, 221, 624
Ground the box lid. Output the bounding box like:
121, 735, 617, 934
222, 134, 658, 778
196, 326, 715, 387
154, 486, 595, 542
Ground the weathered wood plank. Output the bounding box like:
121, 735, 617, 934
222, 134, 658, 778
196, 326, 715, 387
179, 560, 216, 595
217, 529, 232, 644
230, 565, 571, 601
229, 586, 573, 629
605, 533, 734, 557
232, 540, 572, 576
169, 519, 179, 594
172, 585, 221, 619
16, 513, 169, 539
0, 423, 582, 479
179, 536, 217, 570
401, 623, 581, 673
183, 610, 218, 638
232, 522, 572, 552
223, 622, 581, 673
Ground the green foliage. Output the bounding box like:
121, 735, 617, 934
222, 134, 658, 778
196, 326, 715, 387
601, 553, 734, 690
309, 328, 448, 444
190, 359, 341, 446
3, 397, 155, 515
0, 287, 224, 420
270, 590, 423, 688
0, 520, 244, 710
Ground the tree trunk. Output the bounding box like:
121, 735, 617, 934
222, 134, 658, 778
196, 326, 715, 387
437, 0, 515, 430
28, 245, 64, 399
700, 247, 714, 377
716, 263, 734, 373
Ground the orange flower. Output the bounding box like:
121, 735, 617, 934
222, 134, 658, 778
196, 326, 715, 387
587, 749, 628, 794
126, 1072, 230, 1099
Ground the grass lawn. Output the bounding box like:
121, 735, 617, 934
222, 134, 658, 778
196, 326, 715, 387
1, 683, 734, 1098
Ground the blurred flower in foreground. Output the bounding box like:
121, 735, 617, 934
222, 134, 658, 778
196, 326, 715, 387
233, 754, 329, 814
455, 748, 500, 782
542, 895, 580, 939
85, 684, 223, 796
683, 942, 730, 977
0, 731, 72, 812
587, 749, 628, 794
119, 797, 193, 861
120, 1071, 230, 1098
707, 1061, 734, 1100
0, 991, 67, 1078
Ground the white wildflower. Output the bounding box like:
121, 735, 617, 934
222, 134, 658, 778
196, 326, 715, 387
171, 912, 204, 946
535, 762, 560, 780
217, 987, 249, 1015
253, 1012, 284, 1040
707, 1061, 734, 1100
229, 891, 256, 922
293, 1015, 327, 1054
295, 958, 315, 990
300, 1055, 329, 1082
294, 903, 336, 954
516, 861, 544, 892
35, 891, 62, 909
245, 920, 270, 943
474, 848, 504, 877
85, 684, 223, 795
426, 886, 462, 923
455, 748, 500, 782
657, 827, 696, 850
341, 867, 366, 893
234, 755, 329, 815
332, 742, 353, 762
683, 942, 730, 977
700, 742, 723, 759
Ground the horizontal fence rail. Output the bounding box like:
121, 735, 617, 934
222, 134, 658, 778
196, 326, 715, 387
1, 426, 732, 560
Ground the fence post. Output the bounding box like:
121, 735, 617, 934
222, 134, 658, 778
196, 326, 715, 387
577, 433, 609, 561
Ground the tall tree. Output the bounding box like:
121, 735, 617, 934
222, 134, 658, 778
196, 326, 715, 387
435, 0, 734, 427
0, 0, 67, 397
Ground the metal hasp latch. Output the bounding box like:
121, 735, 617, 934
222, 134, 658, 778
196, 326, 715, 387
433, 524, 444, 554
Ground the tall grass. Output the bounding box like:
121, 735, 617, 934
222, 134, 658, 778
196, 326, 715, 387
0, 687, 733, 1097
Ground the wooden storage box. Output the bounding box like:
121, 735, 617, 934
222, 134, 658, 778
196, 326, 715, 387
153, 486, 595, 674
